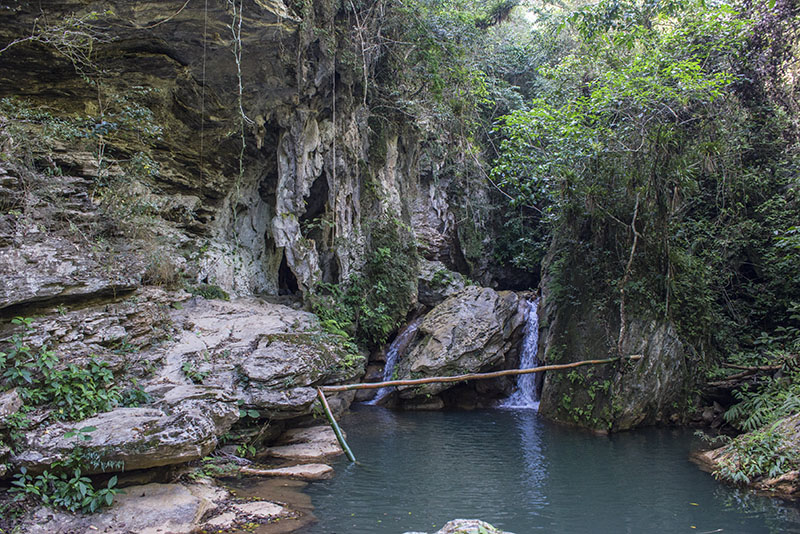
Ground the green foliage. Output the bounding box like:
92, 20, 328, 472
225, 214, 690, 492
44, 360, 121, 421
10, 427, 123, 514
714, 424, 799, 484
492, 209, 548, 272
0, 318, 121, 421
724, 371, 800, 433
120, 380, 153, 407
188, 283, 230, 301
312, 218, 419, 348
491, 0, 800, 358
181, 361, 208, 384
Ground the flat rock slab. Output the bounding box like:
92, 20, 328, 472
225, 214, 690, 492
261, 425, 344, 461
264, 441, 344, 461
20, 482, 224, 534
241, 463, 334, 480
203, 501, 290, 530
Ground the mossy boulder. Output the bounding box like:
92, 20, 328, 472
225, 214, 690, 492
395, 286, 526, 400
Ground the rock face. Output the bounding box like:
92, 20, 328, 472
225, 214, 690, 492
166, 297, 364, 420
536, 242, 699, 432
0, 388, 22, 427
395, 286, 526, 401
0, 0, 470, 302
4, 294, 361, 476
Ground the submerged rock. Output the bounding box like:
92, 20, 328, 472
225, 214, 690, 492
405, 519, 514, 534
395, 286, 526, 399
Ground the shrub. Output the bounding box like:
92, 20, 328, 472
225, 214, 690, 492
311, 218, 419, 348
714, 424, 799, 484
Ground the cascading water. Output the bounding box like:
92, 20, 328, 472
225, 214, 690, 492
365, 317, 422, 405
502, 298, 540, 410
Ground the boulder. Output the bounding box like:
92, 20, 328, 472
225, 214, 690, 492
417, 260, 466, 307
11, 385, 238, 475
395, 286, 526, 399
162, 298, 363, 420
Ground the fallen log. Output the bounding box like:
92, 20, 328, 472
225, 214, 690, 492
319, 354, 643, 393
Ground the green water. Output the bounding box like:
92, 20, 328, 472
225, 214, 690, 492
300, 406, 800, 534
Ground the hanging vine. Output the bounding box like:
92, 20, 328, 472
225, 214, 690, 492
227, 0, 253, 248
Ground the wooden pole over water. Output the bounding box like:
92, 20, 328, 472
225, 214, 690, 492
316, 355, 642, 463
316, 387, 357, 463
320, 354, 642, 393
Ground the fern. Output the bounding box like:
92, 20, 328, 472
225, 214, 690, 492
724, 372, 800, 431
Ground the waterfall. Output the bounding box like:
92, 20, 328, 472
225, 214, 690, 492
365, 317, 423, 405
502, 298, 540, 410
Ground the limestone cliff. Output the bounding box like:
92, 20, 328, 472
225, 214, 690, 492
0, 0, 467, 304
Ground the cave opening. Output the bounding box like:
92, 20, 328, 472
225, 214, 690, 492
278, 250, 299, 295
299, 174, 330, 241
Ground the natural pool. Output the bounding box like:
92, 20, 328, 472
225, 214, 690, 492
298, 406, 800, 534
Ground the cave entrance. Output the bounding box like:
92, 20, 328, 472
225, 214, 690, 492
278, 250, 299, 295
299, 174, 330, 242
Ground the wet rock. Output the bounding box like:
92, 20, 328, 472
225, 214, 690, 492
11, 385, 238, 475
395, 286, 526, 399
405, 519, 514, 534
232, 500, 290, 518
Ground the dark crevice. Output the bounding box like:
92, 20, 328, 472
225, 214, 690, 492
0, 287, 138, 320
278, 250, 299, 295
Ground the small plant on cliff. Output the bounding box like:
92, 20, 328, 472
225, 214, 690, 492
0, 317, 122, 422
181, 361, 209, 384
10, 427, 123, 513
